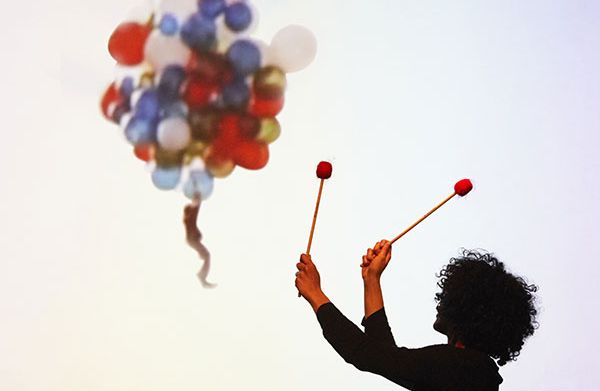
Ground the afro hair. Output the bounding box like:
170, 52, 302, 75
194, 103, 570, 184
434, 250, 538, 366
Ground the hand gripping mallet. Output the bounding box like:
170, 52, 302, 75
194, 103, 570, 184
298, 161, 332, 297
390, 179, 473, 245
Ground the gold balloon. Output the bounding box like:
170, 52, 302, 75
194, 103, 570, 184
139, 71, 156, 89
256, 117, 281, 144
253, 66, 287, 99
183, 141, 208, 165
207, 159, 235, 178
204, 147, 236, 178
154, 148, 184, 167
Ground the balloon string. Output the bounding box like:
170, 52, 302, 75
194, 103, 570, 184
184, 197, 217, 289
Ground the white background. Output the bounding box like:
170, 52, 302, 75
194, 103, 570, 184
1, 0, 599, 389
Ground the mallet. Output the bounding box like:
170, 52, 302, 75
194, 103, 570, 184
306, 161, 333, 254
299, 161, 332, 297
390, 179, 473, 245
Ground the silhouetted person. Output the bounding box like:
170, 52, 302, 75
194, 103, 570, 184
295, 240, 538, 390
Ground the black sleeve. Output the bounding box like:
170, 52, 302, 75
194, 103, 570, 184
316, 302, 423, 389
361, 307, 397, 347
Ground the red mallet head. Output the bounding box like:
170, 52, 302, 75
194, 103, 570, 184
454, 179, 473, 196
316, 161, 333, 179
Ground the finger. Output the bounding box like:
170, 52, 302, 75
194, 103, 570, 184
300, 254, 312, 264
361, 255, 370, 267
296, 262, 306, 271
381, 241, 392, 255
367, 248, 374, 258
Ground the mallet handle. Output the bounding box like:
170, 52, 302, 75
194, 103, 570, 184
306, 178, 325, 254
391, 192, 457, 245
299, 178, 325, 298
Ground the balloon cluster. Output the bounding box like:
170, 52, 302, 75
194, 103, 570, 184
101, 0, 317, 201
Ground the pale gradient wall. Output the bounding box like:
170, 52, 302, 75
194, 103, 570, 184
1, 0, 599, 390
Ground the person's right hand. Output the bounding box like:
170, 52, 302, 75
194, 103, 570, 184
361, 240, 392, 280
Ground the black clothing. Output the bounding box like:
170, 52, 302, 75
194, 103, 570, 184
316, 303, 503, 391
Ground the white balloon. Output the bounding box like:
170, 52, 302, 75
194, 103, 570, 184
144, 30, 191, 72
157, 117, 191, 151
188, 157, 206, 171
119, 113, 132, 130
129, 89, 143, 108
269, 25, 317, 73
158, 0, 197, 21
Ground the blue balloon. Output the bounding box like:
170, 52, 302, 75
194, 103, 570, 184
222, 79, 250, 108
227, 40, 261, 76
152, 167, 182, 190
225, 3, 252, 32
160, 100, 188, 119
124, 116, 157, 145
201, 0, 226, 19
181, 13, 216, 52
158, 65, 186, 103
135, 90, 160, 120
184, 170, 214, 200
119, 77, 135, 100
159, 13, 179, 36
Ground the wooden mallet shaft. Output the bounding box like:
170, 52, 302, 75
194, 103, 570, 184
390, 179, 473, 245
306, 178, 325, 254
299, 162, 332, 297
299, 179, 325, 297
390, 192, 456, 245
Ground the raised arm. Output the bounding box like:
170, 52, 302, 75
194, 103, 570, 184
317, 302, 421, 389
295, 250, 424, 389
295, 254, 330, 312
361, 240, 396, 346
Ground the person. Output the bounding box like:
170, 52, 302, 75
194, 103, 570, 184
295, 240, 538, 390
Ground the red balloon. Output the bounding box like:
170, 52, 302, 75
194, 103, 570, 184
316, 161, 332, 179
100, 82, 121, 120
134, 144, 154, 162
184, 75, 218, 108
249, 96, 284, 117
454, 179, 473, 196
238, 114, 260, 140
218, 113, 242, 143
188, 52, 233, 86
235, 142, 269, 170
207, 113, 270, 171
108, 22, 151, 66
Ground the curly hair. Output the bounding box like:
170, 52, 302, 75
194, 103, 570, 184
434, 250, 538, 366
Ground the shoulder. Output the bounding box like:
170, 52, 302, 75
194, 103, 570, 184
408, 345, 502, 390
